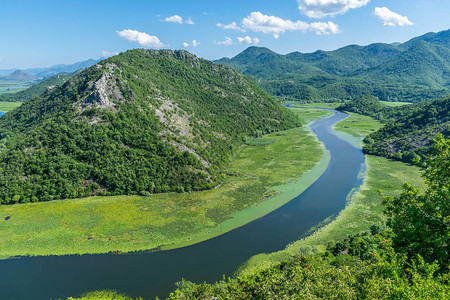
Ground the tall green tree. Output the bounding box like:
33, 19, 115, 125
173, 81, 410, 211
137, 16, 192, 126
383, 134, 450, 269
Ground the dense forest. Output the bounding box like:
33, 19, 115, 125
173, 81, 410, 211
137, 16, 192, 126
216, 29, 450, 103
0, 72, 73, 102
0, 49, 300, 204
167, 137, 450, 299
337, 95, 450, 163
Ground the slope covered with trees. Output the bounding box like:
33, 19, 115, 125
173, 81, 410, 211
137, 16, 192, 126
216, 29, 450, 103
337, 95, 450, 162
0, 72, 73, 102
0, 49, 300, 204
364, 97, 449, 162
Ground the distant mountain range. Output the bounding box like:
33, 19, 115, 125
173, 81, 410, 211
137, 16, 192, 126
0, 59, 99, 79
0, 70, 39, 82
216, 29, 450, 103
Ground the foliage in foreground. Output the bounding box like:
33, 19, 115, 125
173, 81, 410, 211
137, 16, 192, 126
169, 247, 449, 299
168, 136, 450, 299
383, 134, 450, 270
68, 290, 142, 300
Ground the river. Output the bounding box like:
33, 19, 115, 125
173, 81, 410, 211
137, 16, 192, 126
0, 108, 365, 300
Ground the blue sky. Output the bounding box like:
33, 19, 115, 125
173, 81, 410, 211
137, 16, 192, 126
1, 0, 449, 69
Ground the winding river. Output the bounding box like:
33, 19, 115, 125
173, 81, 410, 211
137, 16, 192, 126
0, 108, 365, 300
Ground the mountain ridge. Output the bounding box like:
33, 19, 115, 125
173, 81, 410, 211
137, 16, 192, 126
215, 29, 450, 102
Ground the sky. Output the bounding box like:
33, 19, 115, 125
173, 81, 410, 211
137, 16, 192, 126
1, 0, 449, 69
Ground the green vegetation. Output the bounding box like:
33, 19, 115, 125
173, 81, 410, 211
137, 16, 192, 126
237, 154, 424, 276
337, 95, 450, 163
334, 112, 383, 141
216, 29, 450, 103
169, 246, 450, 299
380, 101, 413, 107
384, 134, 450, 270
168, 121, 450, 300
337, 95, 392, 121
0, 102, 22, 112
68, 290, 141, 300
291, 108, 332, 124
243, 137, 276, 146
0, 72, 73, 102
364, 97, 450, 163
0, 49, 300, 204
0, 122, 326, 256
0, 81, 31, 93
292, 102, 340, 109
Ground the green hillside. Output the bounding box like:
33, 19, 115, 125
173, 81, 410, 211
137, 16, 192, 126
216, 29, 450, 103
0, 72, 73, 102
337, 95, 450, 162
0, 49, 300, 204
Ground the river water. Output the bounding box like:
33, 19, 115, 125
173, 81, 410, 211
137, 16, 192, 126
0, 109, 365, 300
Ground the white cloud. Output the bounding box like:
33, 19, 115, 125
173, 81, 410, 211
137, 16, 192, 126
116, 29, 166, 48
237, 36, 260, 44
373, 7, 413, 27
164, 15, 183, 24
183, 40, 200, 47
162, 15, 194, 25
186, 17, 195, 25
214, 37, 233, 46
242, 12, 339, 38
101, 50, 119, 58
297, 0, 370, 18
217, 22, 246, 32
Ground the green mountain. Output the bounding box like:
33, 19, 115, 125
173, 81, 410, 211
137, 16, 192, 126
0, 49, 300, 204
0, 72, 73, 102
338, 95, 450, 162
215, 29, 450, 103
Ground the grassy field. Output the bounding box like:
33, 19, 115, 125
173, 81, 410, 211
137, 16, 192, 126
0, 101, 22, 112
290, 108, 333, 124
238, 111, 426, 276
0, 109, 329, 257
0, 81, 31, 93
291, 102, 341, 109
380, 101, 413, 107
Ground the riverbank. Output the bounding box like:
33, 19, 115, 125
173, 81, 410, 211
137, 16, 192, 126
0, 109, 329, 257
237, 110, 425, 276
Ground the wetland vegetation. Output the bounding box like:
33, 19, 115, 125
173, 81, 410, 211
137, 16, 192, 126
0, 109, 326, 257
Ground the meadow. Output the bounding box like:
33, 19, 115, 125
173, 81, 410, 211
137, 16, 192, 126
380, 101, 413, 107
0, 81, 30, 93
0, 101, 22, 112
0, 109, 328, 257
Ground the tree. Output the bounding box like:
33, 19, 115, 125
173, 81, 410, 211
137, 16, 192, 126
383, 134, 450, 269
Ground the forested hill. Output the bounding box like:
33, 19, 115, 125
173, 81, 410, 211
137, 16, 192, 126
0, 49, 300, 204
215, 29, 450, 103
337, 95, 450, 162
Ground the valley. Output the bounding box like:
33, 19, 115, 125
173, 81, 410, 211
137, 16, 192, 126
0, 5, 449, 297
0, 110, 326, 257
